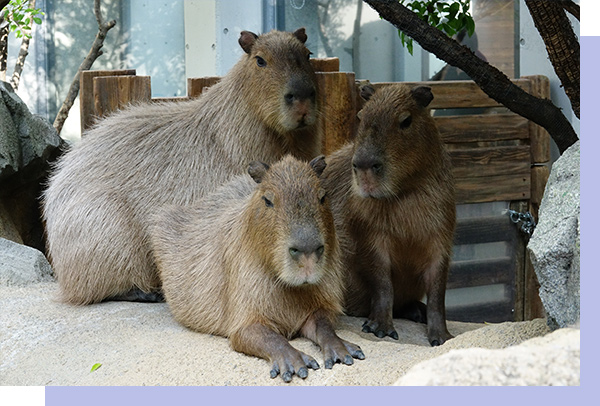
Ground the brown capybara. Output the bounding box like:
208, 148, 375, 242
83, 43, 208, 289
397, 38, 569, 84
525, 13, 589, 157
43, 28, 322, 305
149, 155, 364, 382
322, 84, 456, 346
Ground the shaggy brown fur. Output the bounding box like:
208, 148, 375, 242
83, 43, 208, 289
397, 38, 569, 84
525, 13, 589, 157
322, 84, 456, 346
150, 155, 364, 382
43, 29, 322, 305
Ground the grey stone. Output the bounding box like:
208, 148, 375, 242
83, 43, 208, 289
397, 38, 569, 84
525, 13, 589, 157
0, 237, 54, 286
528, 141, 580, 330
0, 80, 63, 192
395, 326, 580, 386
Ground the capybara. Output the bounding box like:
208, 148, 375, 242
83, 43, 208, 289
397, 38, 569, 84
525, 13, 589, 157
149, 155, 364, 382
43, 28, 322, 305
322, 84, 456, 346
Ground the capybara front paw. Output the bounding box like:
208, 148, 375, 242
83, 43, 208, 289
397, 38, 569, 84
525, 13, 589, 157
428, 330, 454, 347
270, 351, 320, 382
322, 338, 365, 369
361, 319, 399, 340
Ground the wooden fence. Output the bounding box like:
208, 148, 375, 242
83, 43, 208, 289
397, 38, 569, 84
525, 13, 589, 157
79, 58, 549, 322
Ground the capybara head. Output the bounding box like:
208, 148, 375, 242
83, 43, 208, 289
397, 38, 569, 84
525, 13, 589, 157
237, 28, 318, 133
245, 155, 337, 287
351, 84, 440, 199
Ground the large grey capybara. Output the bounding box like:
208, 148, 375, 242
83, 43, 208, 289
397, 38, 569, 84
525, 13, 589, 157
43, 28, 322, 305
321, 84, 456, 346
150, 155, 364, 382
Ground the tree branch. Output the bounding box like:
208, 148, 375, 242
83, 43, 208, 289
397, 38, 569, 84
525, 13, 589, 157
10, 0, 36, 91
525, 0, 579, 119
558, 0, 579, 21
53, 0, 116, 135
0, 19, 7, 82
363, 0, 578, 154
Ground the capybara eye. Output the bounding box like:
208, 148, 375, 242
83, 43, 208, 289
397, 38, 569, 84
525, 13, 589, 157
263, 196, 274, 208
400, 115, 412, 129
256, 56, 267, 67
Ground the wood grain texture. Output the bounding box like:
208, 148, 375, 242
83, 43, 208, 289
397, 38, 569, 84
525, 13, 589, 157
80, 70, 136, 133
92, 76, 151, 120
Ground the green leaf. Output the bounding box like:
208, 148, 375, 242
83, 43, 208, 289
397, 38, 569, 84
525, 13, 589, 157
90, 363, 102, 372
407, 39, 414, 55
33, 17, 41, 24
465, 15, 475, 36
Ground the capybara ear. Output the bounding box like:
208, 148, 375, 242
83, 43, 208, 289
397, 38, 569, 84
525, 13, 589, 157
248, 161, 270, 183
239, 31, 259, 54
360, 84, 376, 101
309, 155, 327, 177
411, 86, 434, 108
293, 27, 308, 44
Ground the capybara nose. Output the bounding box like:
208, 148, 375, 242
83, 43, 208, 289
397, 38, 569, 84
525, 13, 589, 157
289, 245, 324, 262
285, 78, 316, 104
352, 156, 383, 174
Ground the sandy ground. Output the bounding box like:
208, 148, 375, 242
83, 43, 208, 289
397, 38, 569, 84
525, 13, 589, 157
0, 280, 555, 386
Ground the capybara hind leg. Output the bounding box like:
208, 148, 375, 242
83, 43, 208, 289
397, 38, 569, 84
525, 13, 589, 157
425, 257, 453, 346
396, 300, 427, 324
301, 309, 365, 369
104, 287, 164, 303
230, 323, 319, 383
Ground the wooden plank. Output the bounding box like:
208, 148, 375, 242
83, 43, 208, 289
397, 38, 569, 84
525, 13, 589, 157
316, 72, 357, 155
453, 215, 518, 245
311, 57, 340, 72
530, 165, 550, 220
80, 69, 136, 133
455, 172, 530, 204
93, 76, 152, 120
510, 201, 528, 322
446, 300, 515, 323
187, 77, 221, 99
524, 253, 545, 320
372, 79, 533, 109
525, 75, 551, 164
447, 257, 513, 290
450, 145, 531, 179
436, 114, 529, 144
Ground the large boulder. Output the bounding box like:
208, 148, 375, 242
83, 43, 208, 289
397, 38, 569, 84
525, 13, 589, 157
528, 141, 580, 330
0, 81, 64, 250
0, 238, 54, 286
395, 324, 579, 385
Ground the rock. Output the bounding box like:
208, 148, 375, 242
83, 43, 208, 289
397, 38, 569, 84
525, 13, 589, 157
0, 80, 64, 249
0, 238, 54, 286
0, 80, 63, 191
527, 141, 580, 330
395, 326, 580, 386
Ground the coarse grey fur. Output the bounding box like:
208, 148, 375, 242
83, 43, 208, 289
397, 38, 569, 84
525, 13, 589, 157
43, 29, 322, 305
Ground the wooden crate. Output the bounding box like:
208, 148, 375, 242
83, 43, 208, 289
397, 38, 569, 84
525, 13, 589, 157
79, 60, 549, 322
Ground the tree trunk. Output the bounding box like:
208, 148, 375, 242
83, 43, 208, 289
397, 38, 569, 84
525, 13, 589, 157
525, 0, 579, 119
363, 0, 578, 155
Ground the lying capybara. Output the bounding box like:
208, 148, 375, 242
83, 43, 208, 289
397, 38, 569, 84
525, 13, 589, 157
150, 155, 364, 382
322, 84, 456, 346
43, 28, 322, 305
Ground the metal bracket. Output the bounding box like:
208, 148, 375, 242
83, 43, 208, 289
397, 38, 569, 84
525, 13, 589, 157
507, 209, 536, 237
